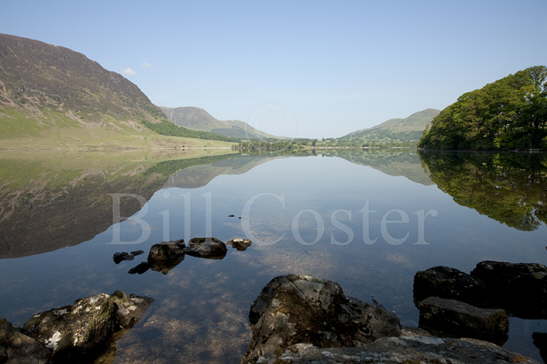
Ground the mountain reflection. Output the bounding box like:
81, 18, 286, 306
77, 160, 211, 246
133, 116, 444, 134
420, 151, 546, 231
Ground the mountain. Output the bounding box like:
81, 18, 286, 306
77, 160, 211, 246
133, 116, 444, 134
0, 33, 233, 147
339, 109, 440, 144
161, 106, 280, 140
420, 66, 546, 150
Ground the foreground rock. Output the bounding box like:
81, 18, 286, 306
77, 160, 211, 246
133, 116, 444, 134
471, 261, 547, 318
533, 332, 547, 364
418, 296, 508, 345
184, 237, 227, 259
243, 274, 401, 362
147, 240, 185, 274
260, 335, 538, 363
414, 266, 486, 306
22, 291, 152, 362
0, 318, 51, 364
227, 238, 252, 251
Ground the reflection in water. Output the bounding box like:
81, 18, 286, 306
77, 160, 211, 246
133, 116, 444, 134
0, 150, 545, 363
420, 151, 546, 231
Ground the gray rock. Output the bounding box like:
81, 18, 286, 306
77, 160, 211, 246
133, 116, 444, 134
184, 237, 227, 259
0, 318, 50, 364
22, 291, 152, 362
243, 274, 401, 363
227, 238, 252, 251
471, 261, 547, 318
418, 296, 508, 345
258, 335, 539, 364
413, 266, 487, 306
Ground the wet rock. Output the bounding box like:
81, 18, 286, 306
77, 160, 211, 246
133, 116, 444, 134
0, 318, 51, 364
22, 291, 152, 362
147, 240, 185, 274
128, 262, 149, 274
471, 261, 547, 318
413, 266, 486, 306
533, 332, 547, 364
243, 274, 401, 363
184, 237, 227, 259
130, 250, 144, 256
255, 335, 539, 364
227, 238, 252, 251
418, 296, 508, 345
113, 252, 134, 264
228, 214, 236, 217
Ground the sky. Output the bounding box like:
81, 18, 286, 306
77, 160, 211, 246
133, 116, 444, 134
1, 0, 546, 138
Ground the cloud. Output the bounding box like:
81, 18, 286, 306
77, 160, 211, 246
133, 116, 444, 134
142, 62, 152, 69
121, 67, 136, 76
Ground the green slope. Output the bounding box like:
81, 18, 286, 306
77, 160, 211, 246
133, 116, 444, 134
339, 109, 440, 144
0, 33, 233, 147
160, 106, 282, 140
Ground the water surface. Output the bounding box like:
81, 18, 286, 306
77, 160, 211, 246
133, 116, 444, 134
0, 150, 545, 363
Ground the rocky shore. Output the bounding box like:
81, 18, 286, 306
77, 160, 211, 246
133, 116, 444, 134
242, 273, 544, 364
1, 291, 151, 363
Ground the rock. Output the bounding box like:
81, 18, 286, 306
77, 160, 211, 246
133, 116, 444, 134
147, 240, 185, 274
184, 237, 227, 259
228, 214, 236, 217
418, 296, 508, 345
128, 262, 149, 274
22, 291, 152, 362
0, 318, 51, 364
113, 252, 134, 264
413, 266, 486, 306
243, 274, 401, 363
227, 238, 252, 251
533, 332, 547, 364
253, 335, 539, 364
471, 261, 547, 318
130, 250, 144, 256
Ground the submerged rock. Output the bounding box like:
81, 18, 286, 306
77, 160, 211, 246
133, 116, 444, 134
243, 274, 401, 363
413, 266, 486, 306
112, 252, 134, 264
0, 318, 50, 364
471, 261, 547, 318
22, 291, 152, 362
147, 240, 185, 274
184, 237, 227, 259
130, 250, 144, 256
259, 335, 539, 364
227, 238, 252, 251
128, 262, 149, 275
418, 296, 508, 345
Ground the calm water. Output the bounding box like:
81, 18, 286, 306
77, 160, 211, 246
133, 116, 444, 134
0, 150, 545, 363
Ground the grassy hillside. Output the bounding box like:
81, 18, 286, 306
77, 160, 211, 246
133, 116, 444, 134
339, 109, 440, 145
0, 33, 233, 148
161, 106, 281, 140
420, 66, 547, 150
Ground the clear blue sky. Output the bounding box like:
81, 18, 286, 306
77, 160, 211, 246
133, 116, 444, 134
2, 0, 546, 138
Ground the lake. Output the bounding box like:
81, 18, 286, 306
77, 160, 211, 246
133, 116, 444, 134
0, 149, 545, 363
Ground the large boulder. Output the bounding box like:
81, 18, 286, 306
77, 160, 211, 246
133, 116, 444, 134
0, 318, 51, 364
22, 291, 152, 362
184, 237, 227, 259
418, 296, 508, 345
243, 275, 401, 363
147, 240, 185, 274
471, 261, 547, 318
533, 332, 547, 364
413, 266, 487, 306
257, 335, 539, 364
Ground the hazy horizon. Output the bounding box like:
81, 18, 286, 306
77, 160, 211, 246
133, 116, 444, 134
2, 0, 546, 138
